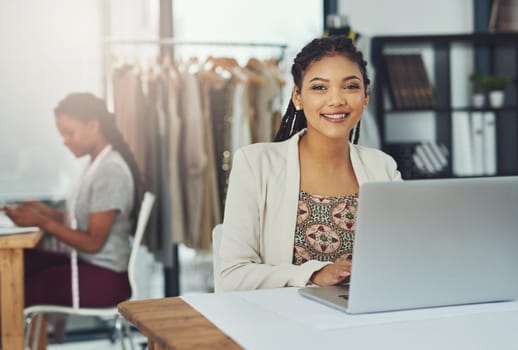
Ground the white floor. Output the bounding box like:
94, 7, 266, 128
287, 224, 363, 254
45, 244, 214, 349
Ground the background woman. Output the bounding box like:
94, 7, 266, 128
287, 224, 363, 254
6, 92, 142, 307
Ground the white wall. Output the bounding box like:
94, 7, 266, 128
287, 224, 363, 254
173, 0, 322, 60
173, 0, 323, 105
110, 0, 159, 38
339, 0, 473, 36
337, 0, 474, 143
0, 0, 103, 200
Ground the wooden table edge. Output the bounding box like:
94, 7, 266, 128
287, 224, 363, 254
118, 297, 242, 350
0, 230, 43, 248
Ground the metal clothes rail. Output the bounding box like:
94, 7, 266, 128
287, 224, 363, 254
104, 37, 288, 49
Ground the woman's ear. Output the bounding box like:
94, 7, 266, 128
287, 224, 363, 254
362, 86, 370, 107
291, 86, 302, 110
86, 119, 101, 135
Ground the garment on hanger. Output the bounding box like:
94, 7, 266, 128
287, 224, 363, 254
248, 60, 282, 142
177, 70, 208, 247
197, 68, 230, 249
142, 75, 162, 252
112, 66, 147, 175
230, 72, 253, 156
165, 70, 187, 247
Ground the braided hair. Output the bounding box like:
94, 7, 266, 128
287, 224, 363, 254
274, 35, 370, 144
54, 92, 143, 222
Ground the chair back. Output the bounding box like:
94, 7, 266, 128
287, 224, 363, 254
212, 224, 223, 293
24, 192, 155, 350
127, 192, 155, 300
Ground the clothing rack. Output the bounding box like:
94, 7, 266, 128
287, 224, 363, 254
103, 37, 288, 297
103, 37, 288, 103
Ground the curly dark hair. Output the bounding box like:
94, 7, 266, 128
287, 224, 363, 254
54, 92, 144, 222
274, 35, 370, 143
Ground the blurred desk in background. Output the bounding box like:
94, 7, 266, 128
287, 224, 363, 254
0, 230, 42, 350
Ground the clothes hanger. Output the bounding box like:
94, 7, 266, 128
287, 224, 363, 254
160, 53, 181, 88
246, 57, 263, 73
264, 58, 286, 87
198, 56, 228, 85
187, 56, 200, 74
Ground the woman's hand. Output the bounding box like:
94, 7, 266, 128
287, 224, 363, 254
310, 258, 352, 286
16, 200, 64, 222
21, 200, 49, 213
4, 204, 46, 227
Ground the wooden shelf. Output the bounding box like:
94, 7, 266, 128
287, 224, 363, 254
384, 106, 518, 113
372, 32, 518, 47
372, 32, 518, 180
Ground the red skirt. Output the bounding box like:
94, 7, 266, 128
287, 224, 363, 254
25, 249, 131, 308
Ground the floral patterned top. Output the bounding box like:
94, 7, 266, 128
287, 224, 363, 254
293, 190, 359, 265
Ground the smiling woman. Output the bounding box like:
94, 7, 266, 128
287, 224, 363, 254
275, 36, 371, 144
217, 36, 402, 292
293, 54, 368, 142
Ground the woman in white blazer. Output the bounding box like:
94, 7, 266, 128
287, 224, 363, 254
219, 36, 401, 292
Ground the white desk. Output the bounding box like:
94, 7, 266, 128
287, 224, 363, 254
182, 288, 518, 350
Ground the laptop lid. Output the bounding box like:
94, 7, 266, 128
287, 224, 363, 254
299, 176, 518, 314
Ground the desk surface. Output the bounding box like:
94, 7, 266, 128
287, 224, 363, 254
119, 297, 241, 350
0, 230, 42, 248
121, 288, 518, 350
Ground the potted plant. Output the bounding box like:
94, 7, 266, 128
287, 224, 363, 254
481, 74, 510, 108
469, 71, 485, 107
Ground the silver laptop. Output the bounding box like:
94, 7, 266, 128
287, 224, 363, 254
299, 176, 518, 314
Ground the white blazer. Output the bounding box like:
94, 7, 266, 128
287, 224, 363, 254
219, 129, 402, 292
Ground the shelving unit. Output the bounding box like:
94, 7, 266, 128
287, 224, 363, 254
371, 32, 518, 179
